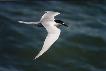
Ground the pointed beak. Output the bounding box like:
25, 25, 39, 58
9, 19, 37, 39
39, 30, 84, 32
63, 23, 68, 27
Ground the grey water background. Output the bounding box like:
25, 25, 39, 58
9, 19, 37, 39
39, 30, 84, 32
0, 1, 106, 71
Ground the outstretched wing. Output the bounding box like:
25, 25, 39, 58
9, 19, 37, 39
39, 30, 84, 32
34, 29, 61, 59
18, 21, 40, 24
40, 11, 60, 21
18, 21, 44, 27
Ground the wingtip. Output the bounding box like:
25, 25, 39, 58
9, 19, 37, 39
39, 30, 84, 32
32, 57, 38, 62
18, 21, 23, 23
34, 57, 37, 60
33, 58, 36, 60
34, 55, 39, 60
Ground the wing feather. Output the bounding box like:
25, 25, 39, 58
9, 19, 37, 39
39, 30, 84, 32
18, 21, 40, 24
34, 29, 60, 59
40, 11, 60, 21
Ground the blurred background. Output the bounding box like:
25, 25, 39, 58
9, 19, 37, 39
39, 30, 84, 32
0, 0, 106, 71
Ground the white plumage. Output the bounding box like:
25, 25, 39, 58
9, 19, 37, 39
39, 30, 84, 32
34, 11, 61, 59
18, 11, 62, 60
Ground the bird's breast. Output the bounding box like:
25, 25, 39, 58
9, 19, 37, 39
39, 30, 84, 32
41, 20, 60, 34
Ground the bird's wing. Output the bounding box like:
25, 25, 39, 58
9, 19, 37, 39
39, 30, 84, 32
40, 11, 60, 21
34, 29, 61, 59
18, 21, 40, 24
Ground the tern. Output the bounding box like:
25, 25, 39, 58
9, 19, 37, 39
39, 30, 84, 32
18, 11, 68, 60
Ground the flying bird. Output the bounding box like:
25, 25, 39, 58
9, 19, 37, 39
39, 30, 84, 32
18, 11, 68, 60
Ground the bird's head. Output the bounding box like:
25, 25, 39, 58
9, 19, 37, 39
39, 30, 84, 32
54, 20, 68, 27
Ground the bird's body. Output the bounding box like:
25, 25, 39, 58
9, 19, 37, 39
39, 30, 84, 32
35, 12, 61, 59
18, 11, 68, 60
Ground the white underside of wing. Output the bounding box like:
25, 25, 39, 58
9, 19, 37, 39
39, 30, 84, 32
34, 29, 60, 59
40, 11, 60, 21
18, 11, 61, 60
34, 11, 61, 59
18, 21, 40, 24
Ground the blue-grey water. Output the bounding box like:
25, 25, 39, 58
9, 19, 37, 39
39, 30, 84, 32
0, 1, 106, 71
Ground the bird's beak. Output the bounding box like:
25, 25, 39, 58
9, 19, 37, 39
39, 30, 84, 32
63, 23, 68, 27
